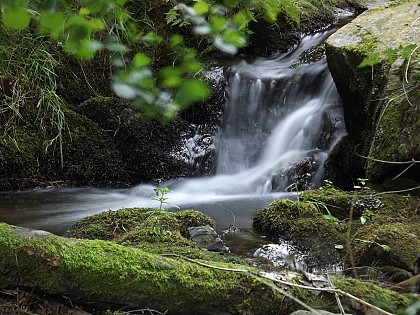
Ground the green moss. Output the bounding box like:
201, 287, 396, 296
253, 199, 346, 269
65, 207, 220, 261
0, 222, 289, 314
353, 222, 420, 271
366, 55, 420, 181
333, 277, 416, 313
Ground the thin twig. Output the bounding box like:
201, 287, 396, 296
161, 254, 395, 315
373, 185, 420, 196
392, 162, 415, 180
327, 273, 345, 315
355, 145, 419, 165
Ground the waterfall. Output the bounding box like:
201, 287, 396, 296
0, 27, 349, 234
172, 29, 346, 195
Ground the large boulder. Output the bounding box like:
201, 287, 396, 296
325, 1, 419, 188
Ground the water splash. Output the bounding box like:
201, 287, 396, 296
168, 28, 346, 196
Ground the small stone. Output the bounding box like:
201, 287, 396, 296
188, 225, 229, 252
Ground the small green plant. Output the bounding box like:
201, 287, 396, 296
354, 178, 369, 190
355, 238, 391, 252
319, 179, 338, 190
360, 209, 374, 225
152, 187, 179, 211
148, 186, 179, 236
285, 182, 301, 202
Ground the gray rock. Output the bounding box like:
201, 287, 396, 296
325, 1, 419, 186
188, 225, 229, 252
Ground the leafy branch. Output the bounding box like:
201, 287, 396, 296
0, 0, 302, 118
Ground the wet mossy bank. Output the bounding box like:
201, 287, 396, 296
1, 205, 418, 315
253, 188, 420, 290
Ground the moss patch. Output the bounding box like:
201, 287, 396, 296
253, 189, 420, 278
252, 199, 346, 269
65, 207, 216, 256
0, 222, 290, 314
333, 277, 416, 313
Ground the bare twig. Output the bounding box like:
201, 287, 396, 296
327, 273, 345, 315
372, 185, 420, 196
162, 254, 395, 315
355, 145, 419, 165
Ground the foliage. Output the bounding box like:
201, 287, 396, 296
355, 238, 391, 252
0, 29, 68, 165
152, 186, 178, 211
286, 181, 341, 224
0, 0, 301, 118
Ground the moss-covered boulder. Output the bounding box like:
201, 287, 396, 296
0, 100, 129, 189
253, 189, 420, 280
325, 0, 419, 187
252, 199, 346, 270
65, 207, 216, 256
352, 222, 420, 273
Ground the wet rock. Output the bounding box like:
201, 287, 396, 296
188, 225, 229, 252
352, 222, 420, 273
325, 1, 419, 186
252, 199, 345, 272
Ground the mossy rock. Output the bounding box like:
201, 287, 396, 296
0, 222, 291, 314
324, 135, 366, 190
252, 199, 346, 269
325, 1, 419, 185
333, 276, 417, 314
352, 222, 420, 272
77, 96, 195, 182
366, 56, 420, 181
300, 188, 355, 220
1, 222, 417, 314
65, 207, 215, 249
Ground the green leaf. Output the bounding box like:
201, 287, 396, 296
233, 10, 251, 29
358, 52, 382, 68
280, 0, 301, 24
39, 11, 65, 38
160, 67, 183, 88
169, 34, 184, 47
175, 79, 210, 108
133, 52, 151, 68
222, 30, 247, 48
380, 244, 391, 252
142, 31, 163, 44
399, 44, 417, 59
193, 1, 209, 16
105, 43, 129, 53
2, 6, 31, 30
261, 0, 281, 23
210, 16, 227, 33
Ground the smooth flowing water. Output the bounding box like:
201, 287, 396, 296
0, 26, 347, 262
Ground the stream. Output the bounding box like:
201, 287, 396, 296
1, 15, 355, 269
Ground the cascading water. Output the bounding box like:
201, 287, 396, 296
0, 26, 347, 238
170, 29, 346, 196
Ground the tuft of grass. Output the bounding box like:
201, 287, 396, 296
0, 29, 69, 166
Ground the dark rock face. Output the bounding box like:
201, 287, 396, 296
325, 1, 419, 187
